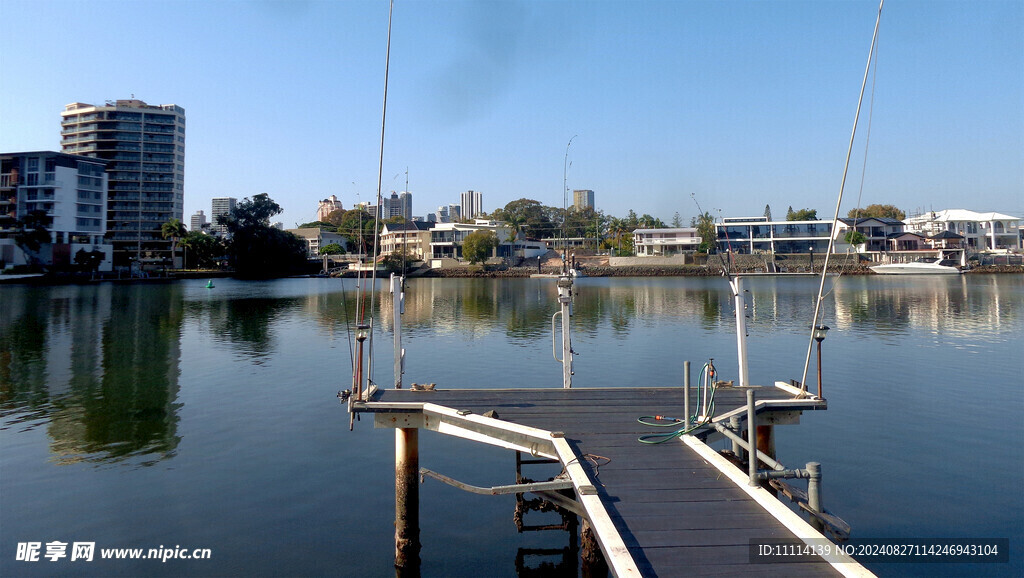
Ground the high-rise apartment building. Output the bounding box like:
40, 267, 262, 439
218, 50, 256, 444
1, 151, 112, 270
211, 197, 236, 236
190, 210, 208, 233
317, 195, 343, 222
573, 189, 595, 211
60, 99, 185, 268
399, 191, 413, 220
460, 190, 482, 220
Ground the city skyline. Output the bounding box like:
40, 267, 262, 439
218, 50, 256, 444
1, 0, 1020, 230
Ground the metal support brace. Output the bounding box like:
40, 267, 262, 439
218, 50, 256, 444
419, 468, 585, 518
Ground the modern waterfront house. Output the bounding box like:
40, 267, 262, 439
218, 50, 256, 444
60, 100, 185, 270
715, 217, 836, 254
0, 151, 113, 271
633, 228, 701, 256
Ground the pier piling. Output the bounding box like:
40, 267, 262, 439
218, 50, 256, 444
395, 428, 420, 576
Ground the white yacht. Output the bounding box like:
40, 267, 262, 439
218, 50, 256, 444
870, 258, 962, 275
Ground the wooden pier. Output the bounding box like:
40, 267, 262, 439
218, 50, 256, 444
352, 383, 874, 577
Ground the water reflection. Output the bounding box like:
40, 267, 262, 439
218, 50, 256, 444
0, 285, 182, 466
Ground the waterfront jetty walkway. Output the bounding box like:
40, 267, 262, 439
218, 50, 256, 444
353, 384, 873, 577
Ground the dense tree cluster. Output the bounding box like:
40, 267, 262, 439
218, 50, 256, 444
218, 193, 309, 278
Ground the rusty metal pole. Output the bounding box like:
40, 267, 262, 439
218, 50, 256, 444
395, 428, 420, 576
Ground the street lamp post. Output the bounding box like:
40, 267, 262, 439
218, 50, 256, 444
813, 325, 830, 398
809, 245, 814, 272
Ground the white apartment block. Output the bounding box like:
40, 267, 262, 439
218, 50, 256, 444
1, 151, 113, 271
211, 197, 236, 236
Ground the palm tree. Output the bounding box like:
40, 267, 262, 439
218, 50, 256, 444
161, 218, 188, 268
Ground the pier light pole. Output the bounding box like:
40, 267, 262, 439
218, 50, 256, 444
809, 245, 814, 271
813, 325, 829, 399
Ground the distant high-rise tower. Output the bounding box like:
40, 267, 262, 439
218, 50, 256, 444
460, 190, 482, 220
317, 194, 343, 221
573, 189, 594, 211
211, 197, 236, 236
399, 191, 413, 220
448, 203, 462, 222
60, 99, 186, 268
190, 210, 208, 233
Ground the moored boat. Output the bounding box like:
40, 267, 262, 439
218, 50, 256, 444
870, 258, 961, 275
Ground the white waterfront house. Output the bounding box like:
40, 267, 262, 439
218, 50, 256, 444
286, 227, 346, 257
428, 220, 546, 266
904, 209, 1021, 252
633, 228, 701, 256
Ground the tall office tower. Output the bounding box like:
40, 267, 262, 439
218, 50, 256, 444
460, 190, 482, 220
448, 203, 462, 222
399, 191, 413, 220
210, 197, 236, 236
573, 189, 595, 211
190, 210, 208, 233
317, 194, 343, 222
387, 191, 402, 219
61, 99, 185, 268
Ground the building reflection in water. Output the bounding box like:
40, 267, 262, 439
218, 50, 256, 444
0, 285, 182, 466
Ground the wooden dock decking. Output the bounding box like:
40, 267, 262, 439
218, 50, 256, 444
354, 385, 872, 577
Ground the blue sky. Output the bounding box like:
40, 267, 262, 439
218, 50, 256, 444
1, 0, 1021, 228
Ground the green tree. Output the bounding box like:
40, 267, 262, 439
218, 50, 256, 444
320, 243, 345, 255
461, 230, 498, 264
180, 231, 225, 269
297, 221, 335, 229
14, 210, 52, 267
693, 211, 717, 253
787, 208, 818, 221
222, 194, 308, 278
161, 217, 187, 267
336, 209, 377, 255
844, 230, 868, 247
671, 212, 683, 227
492, 199, 553, 239
848, 204, 906, 221
764, 204, 772, 221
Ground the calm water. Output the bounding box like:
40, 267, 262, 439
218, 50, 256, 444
1, 275, 1021, 577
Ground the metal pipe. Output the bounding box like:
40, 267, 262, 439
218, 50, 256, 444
711, 422, 785, 472
395, 427, 420, 575
807, 461, 822, 514
731, 277, 750, 387
683, 361, 691, 428
729, 416, 742, 460
746, 389, 757, 486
